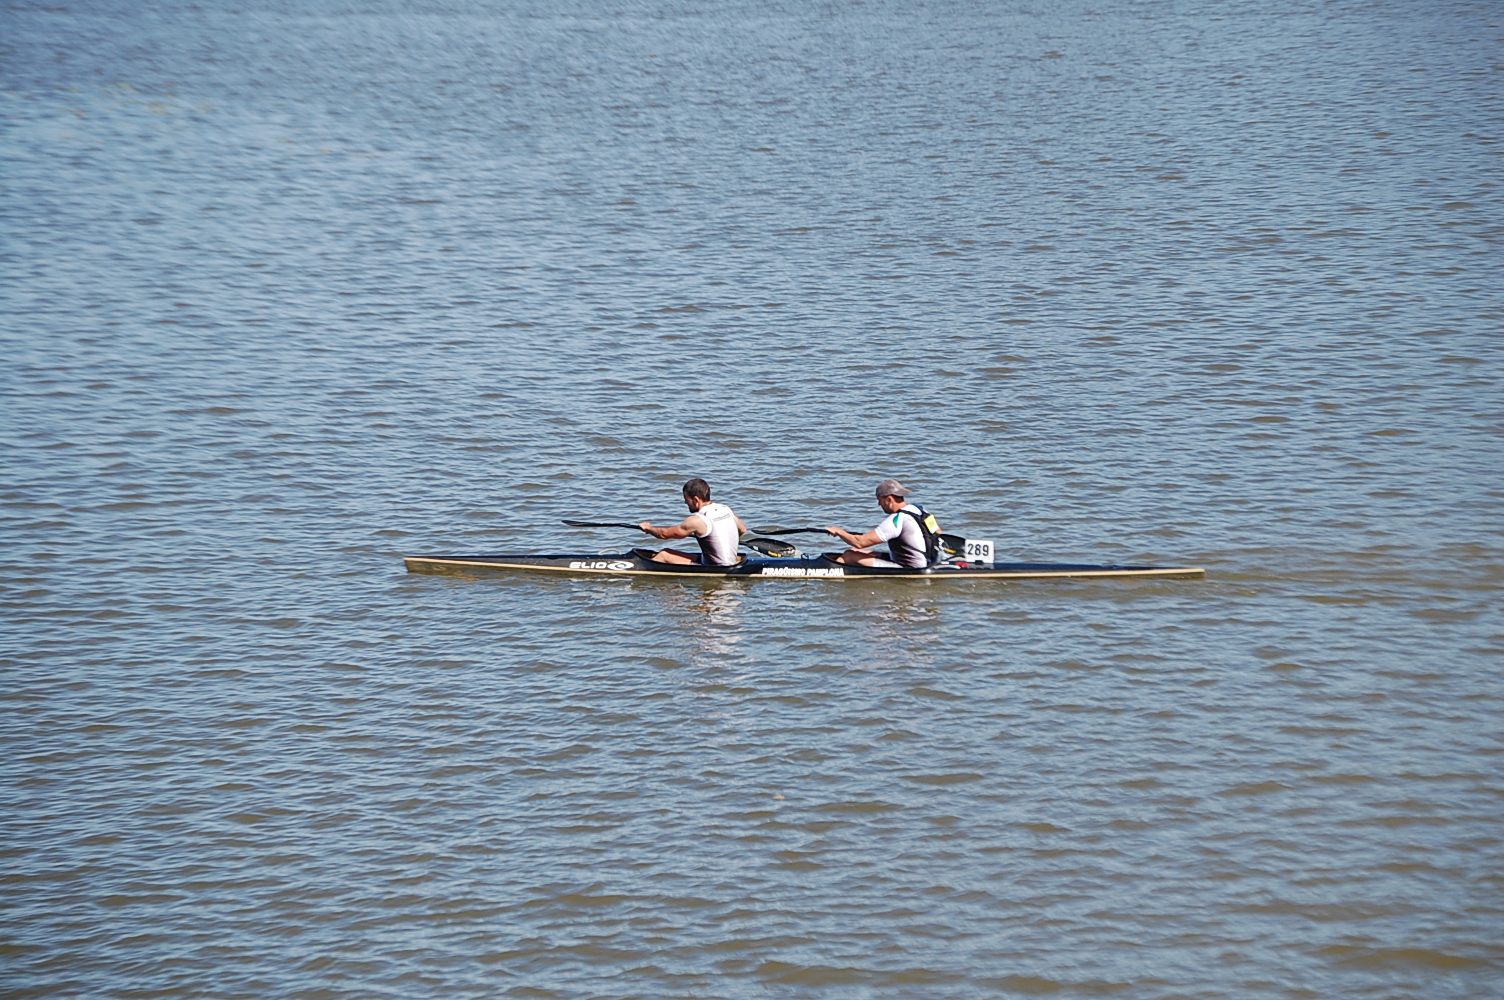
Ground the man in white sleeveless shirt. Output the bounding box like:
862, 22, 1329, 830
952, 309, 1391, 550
639, 478, 748, 565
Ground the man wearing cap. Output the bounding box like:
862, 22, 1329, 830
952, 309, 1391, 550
825, 479, 941, 568
639, 477, 748, 566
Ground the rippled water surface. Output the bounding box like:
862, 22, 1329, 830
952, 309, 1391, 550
3, 1, 1502, 997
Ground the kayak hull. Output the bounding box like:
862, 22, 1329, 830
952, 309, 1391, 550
402, 551, 1205, 581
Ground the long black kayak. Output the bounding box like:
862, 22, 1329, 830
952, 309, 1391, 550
402, 550, 1205, 581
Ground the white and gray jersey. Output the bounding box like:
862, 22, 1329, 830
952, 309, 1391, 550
693, 502, 741, 565
872, 503, 930, 567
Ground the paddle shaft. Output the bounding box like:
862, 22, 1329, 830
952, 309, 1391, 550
748, 527, 833, 536
754, 526, 966, 556
567, 522, 965, 556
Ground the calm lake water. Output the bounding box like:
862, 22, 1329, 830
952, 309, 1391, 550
3, 1, 1501, 997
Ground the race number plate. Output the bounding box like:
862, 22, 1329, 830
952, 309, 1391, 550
964, 539, 994, 565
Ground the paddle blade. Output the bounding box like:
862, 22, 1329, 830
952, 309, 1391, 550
562, 519, 644, 531
744, 537, 798, 557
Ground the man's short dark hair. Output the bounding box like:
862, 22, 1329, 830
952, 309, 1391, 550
683, 478, 711, 501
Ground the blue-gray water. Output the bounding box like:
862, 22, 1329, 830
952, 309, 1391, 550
3, 1, 1501, 997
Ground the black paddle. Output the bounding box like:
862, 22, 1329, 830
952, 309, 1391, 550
748, 526, 834, 537
562, 519, 647, 531
753, 526, 968, 557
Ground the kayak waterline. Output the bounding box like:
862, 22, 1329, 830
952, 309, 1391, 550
402, 550, 1206, 581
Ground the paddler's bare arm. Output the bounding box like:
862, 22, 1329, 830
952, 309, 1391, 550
639, 514, 709, 540
826, 525, 883, 548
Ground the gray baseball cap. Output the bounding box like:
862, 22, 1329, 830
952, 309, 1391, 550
875, 478, 910, 498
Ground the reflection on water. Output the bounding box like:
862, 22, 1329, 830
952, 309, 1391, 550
3, 0, 1501, 997
662, 579, 750, 667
